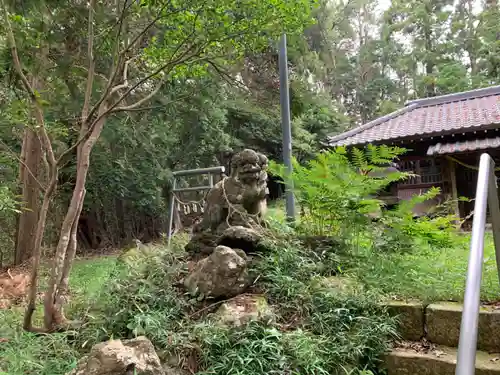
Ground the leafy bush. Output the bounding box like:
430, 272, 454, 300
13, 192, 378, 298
252, 239, 396, 374
0, 185, 21, 214
0, 185, 22, 265
271, 146, 460, 252
374, 187, 458, 252
75, 235, 192, 349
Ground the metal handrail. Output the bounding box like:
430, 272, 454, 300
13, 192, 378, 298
456, 153, 500, 375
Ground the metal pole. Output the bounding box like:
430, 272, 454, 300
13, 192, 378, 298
278, 33, 296, 222
167, 178, 177, 247
455, 153, 492, 375
486, 161, 500, 286
173, 166, 225, 177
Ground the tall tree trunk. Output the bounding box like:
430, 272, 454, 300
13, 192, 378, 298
466, 0, 478, 76
23, 167, 57, 331
1, 0, 58, 332
52, 188, 86, 327
43, 104, 107, 331
14, 128, 42, 265
42, 0, 99, 331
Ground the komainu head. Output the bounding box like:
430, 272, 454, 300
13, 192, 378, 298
230, 149, 263, 184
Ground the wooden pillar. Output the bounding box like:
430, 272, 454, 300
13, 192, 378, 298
448, 157, 461, 220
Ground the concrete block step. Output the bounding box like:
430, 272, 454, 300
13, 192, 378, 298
426, 302, 500, 353
385, 343, 500, 375
385, 300, 425, 341
384, 301, 500, 352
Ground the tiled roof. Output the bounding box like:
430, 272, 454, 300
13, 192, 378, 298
328, 86, 500, 146
427, 136, 500, 156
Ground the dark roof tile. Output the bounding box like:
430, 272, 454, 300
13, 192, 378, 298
427, 136, 500, 155
328, 86, 500, 146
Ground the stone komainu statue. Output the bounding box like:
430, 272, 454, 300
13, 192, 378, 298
194, 149, 268, 234
187, 149, 269, 258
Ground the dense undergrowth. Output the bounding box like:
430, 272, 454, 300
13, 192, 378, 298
70, 230, 397, 375
0, 231, 397, 375
1, 146, 486, 374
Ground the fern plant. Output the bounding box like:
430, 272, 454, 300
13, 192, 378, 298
269, 145, 409, 238
349, 144, 406, 176
376, 187, 459, 251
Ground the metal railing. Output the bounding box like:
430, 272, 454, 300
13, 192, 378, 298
167, 166, 225, 247
456, 153, 500, 375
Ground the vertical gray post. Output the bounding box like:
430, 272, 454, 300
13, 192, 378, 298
167, 178, 177, 247
278, 33, 296, 222
455, 154, 491, 375
487, 166, 500, 286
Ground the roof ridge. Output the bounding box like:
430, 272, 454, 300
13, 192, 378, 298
405, 85, 500, 107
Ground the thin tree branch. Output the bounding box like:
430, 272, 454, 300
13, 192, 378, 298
108, 4, 201, 112
111, 76, 167, 112
112, 94, 192, 113
72, 65, 108, 82
1, 0, 56, 169
85, 0, 173, 123
64, 4, 203, 157
105, 0, 129, 92
0, 139, 46, 191
2, 3, 38, 102
206, 60, 250, 91
124, 0, 173, 52
109, 57, 134, 95
94, 0, 134, 40
81, 0, 96, 127
57, 13, 252, 164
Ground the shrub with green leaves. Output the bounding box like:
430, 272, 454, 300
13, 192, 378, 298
0, 184, 22, 265
374, 187, 458, 252
74, 236, 192, 349
271, 146, 460, 252
0, 185, 21, 214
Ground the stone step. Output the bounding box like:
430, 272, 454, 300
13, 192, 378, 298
385, 301, 500, 352
426, 302, 500, 352
385, 343, 500, 375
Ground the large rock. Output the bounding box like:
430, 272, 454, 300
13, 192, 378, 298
66, 336, 164, 375
214, 294, 274, 327
184, 245, 250, 299
185, 232, 219, 259
217, 226, 264, 254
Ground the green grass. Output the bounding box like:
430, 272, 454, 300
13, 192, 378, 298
0, 255, 117, 375
67, 255, 118, 309
347, 232, 500, 303
266, 202, 500, 303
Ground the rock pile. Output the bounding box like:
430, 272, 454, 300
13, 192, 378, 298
67, 149, 274, 375
183, 149, 270, 298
